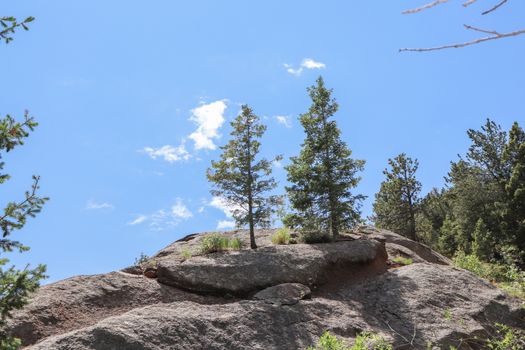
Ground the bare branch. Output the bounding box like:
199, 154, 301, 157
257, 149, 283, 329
464, 24, 500, 35
482, 0, 508, 15
402, 0, 450, 14
400, 26, 525, 52
463, 0, 479, 7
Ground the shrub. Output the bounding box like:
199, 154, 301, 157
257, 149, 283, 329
271, 228, 291, 245
229, 237, 243, 250
453, 251, 525, 299
180, 248, 192, 260
306, 331, 392, 350
200, 234, 243, 254
300, 230, 332, 244
200, 234, 230, 254
486, 323, 525, 350
392, 256, 413, 266
134, 252, 149, 266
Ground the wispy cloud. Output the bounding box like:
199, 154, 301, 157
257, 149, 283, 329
274, 115, 292, 128
128, 199, 193, 230
86, 200, 114, 210
141, 144, 191, 163
284, 58, 326, 76
217, 220, 236, 230
188, 100, 227, 150
171, 198, 193, 219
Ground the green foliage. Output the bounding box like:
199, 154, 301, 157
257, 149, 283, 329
471, 218, 493, 261
0, 110, 48, 347
443, 308, 452, 321
271, 228, 291, 245
229, 237, 243, 250
392, 256, 413, 266
453, 251, 525, 299
207, 105, 282, 249
134, 252, 149, 266
180, 248, 192, 260
200, 234, 243, 254
285, 77, 365, 239
306, 331, 393, 350
486, 323, 525, 350
373, 153, 421, 241
0, 16, 34, 44
300, 230, 332, 244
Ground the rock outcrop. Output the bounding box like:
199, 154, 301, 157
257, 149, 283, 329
8, 228, 524, 350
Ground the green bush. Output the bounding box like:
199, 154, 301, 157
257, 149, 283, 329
229, 237, 243, 250
486, 323, 525, 350
200, 234, 231, 254
271, 228, 291, 245
180, 248, 192, 259
392, 256, 413, 266
200, 234, 243, 254
306, 331, 392, 350
453, 251, 525, 299
300, 230, 332, 244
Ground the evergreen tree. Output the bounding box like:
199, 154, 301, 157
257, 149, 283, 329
1, 17, 48, 349
472, 218, 493, 261
502, 122, 525, 256
207, 105, 281, 249
438, 216, 459, 257
285, 77, 365, 239
373, 153, 421, 241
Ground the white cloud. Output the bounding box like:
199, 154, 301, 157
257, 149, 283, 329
171, 199, 193, 219
301, 58, 326, 69
284, 58, 326, 76
128, 199, 193, 230
209, 196, 243, 217
86, 200, 114, 210
128, 215, 147, 225
188, 100, 227, 150
217, 220, 236, 230
273, 159, 283, 168
141, 144, 191, 163
275, 115, 292, 128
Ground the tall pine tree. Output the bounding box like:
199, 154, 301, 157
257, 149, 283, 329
373, 153, 421, 241
285, 77, 365, 239
207, 105, 281, 249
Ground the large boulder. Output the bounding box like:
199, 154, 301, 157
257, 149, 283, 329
8, 271, 224, 346
23, 264, 524, 350
7, 229, 524, 349
155, 238, 387, 295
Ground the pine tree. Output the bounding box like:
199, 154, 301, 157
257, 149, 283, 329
285, 77, 365, 240
472, 218, 493, 261
373, 153, 421, 241
1, 17, 47, 349
207, 105, 281, 249
438, 216, 459, 257
502, 122, 525, 257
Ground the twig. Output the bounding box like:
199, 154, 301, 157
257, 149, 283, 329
400, 26, 525, 52
463, 0, 479, 7
482, 0, 508, 15
402, 0, 450, 14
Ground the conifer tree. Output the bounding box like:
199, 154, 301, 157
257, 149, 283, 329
502, 122, 525, 255
1, 16, 48, 349
438, 216, 459, 256
373, 153, 421, 241
285, 77, 365, 239
472, 218, 493, 261
207, 105, 281, 249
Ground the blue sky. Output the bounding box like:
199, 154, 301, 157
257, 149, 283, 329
3, 1, 524, 282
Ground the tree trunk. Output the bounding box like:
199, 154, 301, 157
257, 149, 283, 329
331, 212, 339, 240
248, 199, 257, 249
